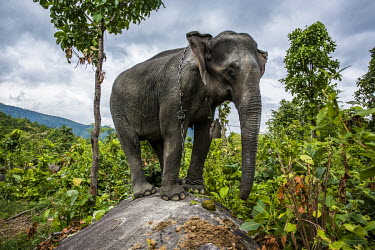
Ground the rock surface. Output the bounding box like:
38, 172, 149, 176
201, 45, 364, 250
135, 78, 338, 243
58, 192, 259, 250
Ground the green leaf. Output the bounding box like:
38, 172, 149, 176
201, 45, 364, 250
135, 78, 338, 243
360, 166, 375, 180
317, 229, 331, 243
325, 195, 336, 207
219, 186, 229, 199
355, 107, 375, 117
253, 212, 270, 222
257, 195, 271, 204
54, 31, 65, 38
93, 209, 106, 221
300, 154, 314, 164
211, 192, 220, 200
351, 213, 368, 226
346, 101, 360, 105
328, 240, 352, 250
52, 216, 61, 229
339, 234, 366, 245
42, 208, 51, 222
364, 221, 375, 233
92, 13, 102, 22
240, 220, 262, 231
316, 166, 326, 179
278, 212, 286, 219
312, 210, 322, 218
252, 199, 269, 216
327, 178, 340, 185
12, 174, 22, 182
354, 226, 368, 237
285, 223, 297, 233
66, 190, 79, 206
343, 223, 357, 232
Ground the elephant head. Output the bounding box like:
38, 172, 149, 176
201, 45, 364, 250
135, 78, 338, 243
187, 31, 267, 200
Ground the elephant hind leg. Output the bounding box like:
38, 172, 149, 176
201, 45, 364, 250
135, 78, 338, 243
115, 119, 156, 198
184, 119, 212, 195
149, 140, 164, 173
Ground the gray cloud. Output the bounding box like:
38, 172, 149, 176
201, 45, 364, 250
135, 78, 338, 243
0, 1, 55, 47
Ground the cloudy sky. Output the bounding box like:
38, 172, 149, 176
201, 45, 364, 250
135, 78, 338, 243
0, 0, 374, 133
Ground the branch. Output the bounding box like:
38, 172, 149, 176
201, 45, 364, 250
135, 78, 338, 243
5, 208, 34, 221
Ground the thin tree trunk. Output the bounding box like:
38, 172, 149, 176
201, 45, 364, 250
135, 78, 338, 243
90, 26, 104, 199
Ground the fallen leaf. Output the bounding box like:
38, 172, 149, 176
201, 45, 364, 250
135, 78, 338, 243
298, 204, 305, 213
26, 222, 38, 238
131, 243, 142, 249
281, 235, 287, 247
146, 238, 156, 249
278, 186, 284, 201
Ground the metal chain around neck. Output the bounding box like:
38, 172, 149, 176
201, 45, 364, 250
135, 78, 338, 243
177, 46, 189, 167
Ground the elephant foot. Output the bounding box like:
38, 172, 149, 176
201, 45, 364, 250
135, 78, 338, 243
133, 182, 157, 198
183, 178, 205, 195
161, 184, 187, 201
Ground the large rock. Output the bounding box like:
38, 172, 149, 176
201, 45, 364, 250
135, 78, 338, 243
58, 191, 258, 250
48, 164, 60, 174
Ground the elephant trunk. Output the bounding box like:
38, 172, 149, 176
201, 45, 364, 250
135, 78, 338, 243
235, 88, 261, 200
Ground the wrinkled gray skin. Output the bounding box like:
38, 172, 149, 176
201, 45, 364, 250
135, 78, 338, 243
110, 31, 267, 201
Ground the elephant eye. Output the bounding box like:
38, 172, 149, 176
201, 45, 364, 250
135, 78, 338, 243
224, 65, 237, 80
226, 67, 234, 76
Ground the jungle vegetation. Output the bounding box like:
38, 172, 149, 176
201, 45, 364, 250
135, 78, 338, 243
0, 21, 374, 250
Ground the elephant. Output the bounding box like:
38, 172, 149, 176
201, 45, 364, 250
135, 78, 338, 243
110, 31, 267, 201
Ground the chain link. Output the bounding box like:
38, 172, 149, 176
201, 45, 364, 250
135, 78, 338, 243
177, 46, 189, 167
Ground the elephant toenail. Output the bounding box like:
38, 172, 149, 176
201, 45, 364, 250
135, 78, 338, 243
171, 195, 180, 201
162, 196, 169, 201
180, 193, 186, 200
144, 191, 150, 196
200, 189, 205, 194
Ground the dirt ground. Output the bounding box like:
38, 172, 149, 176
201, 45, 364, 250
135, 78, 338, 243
0, 213, 33, 242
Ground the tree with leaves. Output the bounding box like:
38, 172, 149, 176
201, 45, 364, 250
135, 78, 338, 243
354, 47, 375, 129
280, 21, 342, 124
35, 0, 164, 198
355, 47, 375, 109
266, 99, 305, 136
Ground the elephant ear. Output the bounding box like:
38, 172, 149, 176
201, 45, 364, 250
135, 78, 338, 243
186, 31, 212, 85
257, 49, 268, 76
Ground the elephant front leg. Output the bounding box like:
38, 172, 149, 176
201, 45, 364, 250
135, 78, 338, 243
184, 119, 212, 194
160, 133, 187, 201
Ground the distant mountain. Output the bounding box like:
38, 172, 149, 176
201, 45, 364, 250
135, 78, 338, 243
0, 103, 194, 140
0, 103, 92, 138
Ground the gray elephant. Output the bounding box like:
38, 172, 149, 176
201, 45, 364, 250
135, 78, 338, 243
110, 31, 267, 201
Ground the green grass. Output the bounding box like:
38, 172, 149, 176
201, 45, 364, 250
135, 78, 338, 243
0, 199, 52, 219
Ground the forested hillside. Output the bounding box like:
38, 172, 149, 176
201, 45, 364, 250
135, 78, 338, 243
0, 103, 92, 138
0, 111, 52, 138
